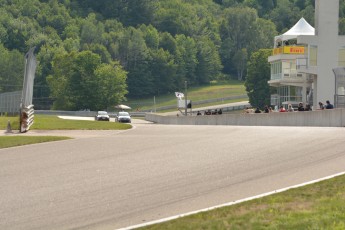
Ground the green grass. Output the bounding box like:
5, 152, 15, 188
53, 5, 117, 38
159, 98, 248, 113
126, 80, 247, 111
31, 115, 131, 130
0, 136, 72, 149
0, 114, 131, 130
0, 114, 131, 149
0, 116, 20, 130
140, 174, 345, 229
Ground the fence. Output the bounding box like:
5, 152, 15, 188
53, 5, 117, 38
0, 91, 22, 115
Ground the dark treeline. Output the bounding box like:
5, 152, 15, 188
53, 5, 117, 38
1, 0, 345, 110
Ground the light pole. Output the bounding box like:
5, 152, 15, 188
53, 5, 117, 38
185, 81, 187, 116
153, 96, 156, 113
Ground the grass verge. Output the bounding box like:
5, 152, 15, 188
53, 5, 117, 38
140, 174, 345, 229
0, 136, 72, 149
0, 115, 131, 130
0, 115, 131, 148
127, 80, 247, 111
31, 115, 131, 130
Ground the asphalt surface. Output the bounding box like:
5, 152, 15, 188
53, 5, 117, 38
1, 123, 345, 229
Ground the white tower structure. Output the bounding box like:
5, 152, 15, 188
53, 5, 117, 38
313, 0, 339, 105
268, 0, 345, 109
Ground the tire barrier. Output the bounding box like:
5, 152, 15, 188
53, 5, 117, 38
20, 105, 34, 133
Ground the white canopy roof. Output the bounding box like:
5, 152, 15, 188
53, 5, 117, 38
275, 17, 315, 42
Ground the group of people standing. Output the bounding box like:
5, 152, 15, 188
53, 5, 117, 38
279, 102, 314, 112
197, 109, 223, 115
318, 100, 334, 110
248, 100, 334, 114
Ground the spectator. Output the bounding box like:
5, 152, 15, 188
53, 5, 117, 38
279, 105, 286, 112
287, 104, 294, 112
264, 105, 269, 113
325, 100, 334, 109
218, 109, 223, 115
318, 102, 324, 110
197, 111, 202, 115
254, 107, 261, 113
205, 110, 212, 115
244, 107, 254, 114
305, 104, 312, 111
297, 102, 305, 111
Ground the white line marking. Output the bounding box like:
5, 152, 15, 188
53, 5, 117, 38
116, 171, 345, 230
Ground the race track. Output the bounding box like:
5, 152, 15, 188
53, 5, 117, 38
1, 123, 345, 229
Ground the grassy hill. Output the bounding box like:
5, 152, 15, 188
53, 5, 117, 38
125, 80, 248, 112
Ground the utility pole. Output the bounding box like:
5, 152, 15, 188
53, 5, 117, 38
185, 81, 188, 116
153, 96, 156, 112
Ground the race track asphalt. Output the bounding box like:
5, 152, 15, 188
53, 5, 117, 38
1, 122, 345, 229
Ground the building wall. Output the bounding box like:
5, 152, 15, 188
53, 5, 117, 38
315, 0, 339, 105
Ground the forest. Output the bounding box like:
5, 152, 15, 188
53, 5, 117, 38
1, 0, 345, 110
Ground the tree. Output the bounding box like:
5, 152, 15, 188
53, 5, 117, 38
268, 0, 301, 33
340, 18, 345, 35
220, 7, 257, 78
80, 13, 105, 45
123, 0, 159, 26
233, 48, 247, 81
34, 45, 67, 109
46, 48, 72, 110
116, 27, 153, 97
139, 24, 160, 50
245, 49, 271, 108
0, 44, 24, 93
149, 48, 177, 95
255, 18, 277, 49
159, 32, 177, 54
94, 61, 128, 109
47, 50, 127, 110
175, 34, 198, 85
154, 0, 218, 37
195, 37, 223, 84
300, 5, 314, 27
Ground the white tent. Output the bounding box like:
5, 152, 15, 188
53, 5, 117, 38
275, 17, 315, 44
115, 104, 131, 110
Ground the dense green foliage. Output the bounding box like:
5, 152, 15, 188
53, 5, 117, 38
1, 0, 344, 109
245, 49, 272, 108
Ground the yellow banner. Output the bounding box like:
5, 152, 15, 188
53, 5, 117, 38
283, 46, 305, 54
273, 46, 305, 55
273, 47, 283, 55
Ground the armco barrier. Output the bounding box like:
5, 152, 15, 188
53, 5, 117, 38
145, 109, 345, 127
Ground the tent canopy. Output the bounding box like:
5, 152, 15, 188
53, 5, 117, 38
275, 17, 315, 43
115, 104, 131, 110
